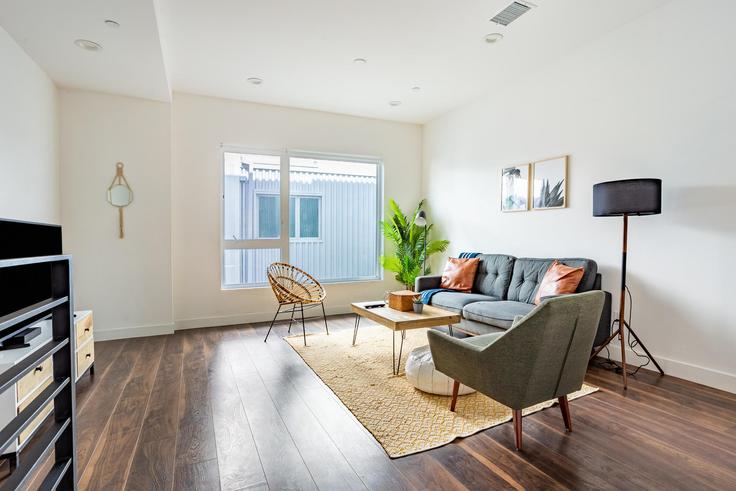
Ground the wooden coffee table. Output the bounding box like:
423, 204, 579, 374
351, 301, 461, 375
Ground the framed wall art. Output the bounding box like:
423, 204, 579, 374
532, 155, 568, 210
501, 164, 530, 212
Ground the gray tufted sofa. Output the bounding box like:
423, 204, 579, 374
415, 254, 612, 347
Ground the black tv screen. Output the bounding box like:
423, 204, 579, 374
0, 218, 62, 260
0, 219, 63, 318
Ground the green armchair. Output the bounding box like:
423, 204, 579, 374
427, 291, 605, 450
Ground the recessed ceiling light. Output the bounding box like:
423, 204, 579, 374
411, 86, 421, 92
104, 19, 120, 28
247, 77, 263, 85
484, 33, 504, 44
74, 39, 102, 51
389, 101, 402, 107
353, 58, 367, 64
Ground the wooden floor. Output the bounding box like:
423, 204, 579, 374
62, 315, 736, 490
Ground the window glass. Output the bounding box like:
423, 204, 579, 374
298, 197, 320, 238
222, 248, 280, 287
222, 150, 381, 288
257, 195, 279, 238
222, 152, 280, 240
289, 157, 379, 282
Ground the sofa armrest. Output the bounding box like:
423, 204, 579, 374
540, 294, 571, 302
415, 275, 442, 292
427, 330, 489, 385
594, 291, 612, 347
588, 273, 612, 347
592, 273, 602, 290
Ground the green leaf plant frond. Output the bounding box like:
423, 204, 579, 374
379, 199, 449, 290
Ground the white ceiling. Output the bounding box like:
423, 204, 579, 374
0, 0, 170, 102
0, 0, 668, 123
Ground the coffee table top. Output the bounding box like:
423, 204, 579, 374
351, 301, 461, 331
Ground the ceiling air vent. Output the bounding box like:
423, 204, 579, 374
490, 1, 532, 26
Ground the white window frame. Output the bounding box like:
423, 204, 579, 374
220, 145, 384, 289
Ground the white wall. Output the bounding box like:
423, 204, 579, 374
0, 26, 59, 223
422, 0, 736, 392
173, 93, 422, 329
59, 89, 173, 340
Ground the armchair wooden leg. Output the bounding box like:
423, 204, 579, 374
450, 380, 460, 412
558, 395, 572, 431
513, 409, 523, 451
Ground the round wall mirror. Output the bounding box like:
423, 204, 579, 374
108, 184, 133, 207
107, 162, 134, 238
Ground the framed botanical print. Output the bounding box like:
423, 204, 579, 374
501, 164, 530, 212
532, 155, 568, 210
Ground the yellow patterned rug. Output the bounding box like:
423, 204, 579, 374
285, 325, 597, 458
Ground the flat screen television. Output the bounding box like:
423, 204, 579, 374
0, 219, 63, 319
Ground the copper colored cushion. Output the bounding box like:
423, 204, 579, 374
440, 257, 480, 292
534, 260, 584, 305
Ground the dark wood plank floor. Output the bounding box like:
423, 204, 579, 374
66, 315, 736, 490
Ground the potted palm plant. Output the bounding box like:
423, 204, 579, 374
379, 199, 449, 290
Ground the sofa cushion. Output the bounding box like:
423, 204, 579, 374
454, 319, 506, 337
507, 258, 598, 304
440, 257, 480, 292
430, 292, 498, 313
533, 260, 585, 305
472, 254, 516, 298
462, 301, 535, 329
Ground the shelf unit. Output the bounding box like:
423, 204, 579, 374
0, 255, 76, 490
73, 311, 94, 382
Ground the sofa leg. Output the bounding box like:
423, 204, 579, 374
558, 395, 572, 431
513, 409, 523, 451
450, 380, 460, 412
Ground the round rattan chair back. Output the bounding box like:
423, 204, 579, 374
267, 262, 326, 305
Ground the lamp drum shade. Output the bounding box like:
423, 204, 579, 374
593, 178, 661, 217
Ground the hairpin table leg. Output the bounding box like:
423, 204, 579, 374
352, 315, 361, 346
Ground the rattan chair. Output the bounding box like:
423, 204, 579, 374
264, 262, 328, 346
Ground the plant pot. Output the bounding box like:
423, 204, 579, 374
412, 303, 424, 314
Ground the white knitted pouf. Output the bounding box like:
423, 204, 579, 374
404, 345, 476, 396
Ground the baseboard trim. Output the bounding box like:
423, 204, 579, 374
605, 346, 736, 394
174, 304, 353, 331
91, 305, 355, 342
94, 323, 175, 342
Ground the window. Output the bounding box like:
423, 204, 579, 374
257, 195, 279, 238
289, 196, 321, 239
222, 148, 382, 288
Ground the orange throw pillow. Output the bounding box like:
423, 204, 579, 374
534, 260, 584, 305
440, 257, 480, 292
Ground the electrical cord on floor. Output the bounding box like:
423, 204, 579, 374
594, 286, 651, 376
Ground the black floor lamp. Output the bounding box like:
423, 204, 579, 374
591, 178, 665, 389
